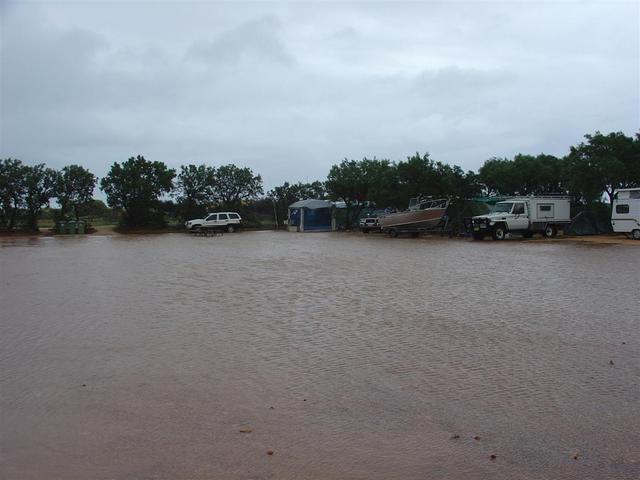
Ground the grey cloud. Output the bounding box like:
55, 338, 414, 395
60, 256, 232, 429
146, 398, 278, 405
0, 1, 637, 190
186, 16, 294, 66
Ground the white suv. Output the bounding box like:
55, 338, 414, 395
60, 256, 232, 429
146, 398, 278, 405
185, 212, 242, 232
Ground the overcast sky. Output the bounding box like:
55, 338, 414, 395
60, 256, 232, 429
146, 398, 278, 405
1, 0, 638, 190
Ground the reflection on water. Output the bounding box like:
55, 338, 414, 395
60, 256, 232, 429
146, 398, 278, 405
1, 232, 639, 479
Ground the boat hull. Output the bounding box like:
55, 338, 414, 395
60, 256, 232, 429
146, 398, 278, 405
379, 207, 447, 230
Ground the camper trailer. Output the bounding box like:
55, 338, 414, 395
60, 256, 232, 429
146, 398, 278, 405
611, 188, 640, 240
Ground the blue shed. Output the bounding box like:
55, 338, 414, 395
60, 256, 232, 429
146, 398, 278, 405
287, 199, 336, 232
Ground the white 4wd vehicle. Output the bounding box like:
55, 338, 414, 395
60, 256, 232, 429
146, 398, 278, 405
469, 196, 571, 240
185, 212, 242, 233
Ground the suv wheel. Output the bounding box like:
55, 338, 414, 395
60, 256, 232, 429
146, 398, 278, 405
632, 229, 640, 240
227, 225, 235, 233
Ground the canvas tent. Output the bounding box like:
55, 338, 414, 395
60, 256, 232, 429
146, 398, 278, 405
287, 199, 336, 232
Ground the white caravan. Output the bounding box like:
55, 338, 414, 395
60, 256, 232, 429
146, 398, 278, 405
470, 195, 571, 240
611, 188, 640, 240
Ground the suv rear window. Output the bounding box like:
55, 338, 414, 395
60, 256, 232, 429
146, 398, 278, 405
229, 213, 240, 219
218, 213, 229, 220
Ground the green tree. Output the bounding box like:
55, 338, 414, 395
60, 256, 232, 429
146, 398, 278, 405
55, 165, 97, 220
566, 131, 638, 206
534, 154, 566, 194
439, 164, 482, 199
77, 199, 120, 224
629, 133, 640, 184
360, 158, 402, 208
326, 159, 369, 228
479, 154, 565, 196
0, 158, 27, 230
513, 154, 565, 194
396, 153, 441, 201
100, 155, 176, 227
214, 164, 263, 208
23, 164, 59, 230
299, 181, 326, 200
175, 164, 217, 220
478, 157, 520, 195
267, 182, 298, 229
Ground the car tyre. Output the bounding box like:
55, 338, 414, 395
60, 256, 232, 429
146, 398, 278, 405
632, 229, 640, 240
543, 225, 557, 238
492, 225, 507, 240
389, 228, 398, 238
227, 225, 235, 233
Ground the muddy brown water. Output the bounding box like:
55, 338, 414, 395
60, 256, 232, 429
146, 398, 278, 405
1, 232, 639, 480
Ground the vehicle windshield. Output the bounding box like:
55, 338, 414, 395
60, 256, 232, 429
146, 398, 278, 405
494, 202, 513, 213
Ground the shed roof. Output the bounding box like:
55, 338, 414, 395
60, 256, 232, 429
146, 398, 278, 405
288, 199, 333, 210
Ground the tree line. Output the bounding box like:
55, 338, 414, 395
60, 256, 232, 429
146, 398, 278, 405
0, 161, 96, 230
99, 157, 262, 227
0, 156, 264, 230
1, 130, 638, 231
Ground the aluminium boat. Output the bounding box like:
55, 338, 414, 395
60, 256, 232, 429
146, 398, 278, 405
379, 197, 449, 231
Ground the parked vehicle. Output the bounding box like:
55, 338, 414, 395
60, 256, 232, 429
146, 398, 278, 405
185, 212, 242, 232
468, 195, 571, 240
379, 197, 449, 237
359, 217, 381, 233
611, 188, 640, 240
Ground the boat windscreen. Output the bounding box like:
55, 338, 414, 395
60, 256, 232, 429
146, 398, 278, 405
419, 199, 447, 209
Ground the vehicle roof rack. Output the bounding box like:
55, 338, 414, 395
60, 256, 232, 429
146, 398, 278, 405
508, 194, 570, 199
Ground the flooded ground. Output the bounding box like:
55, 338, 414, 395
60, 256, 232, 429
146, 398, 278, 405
1, 232, 639, 479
